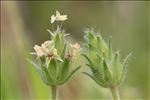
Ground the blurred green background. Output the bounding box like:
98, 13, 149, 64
1, 1, 149, 100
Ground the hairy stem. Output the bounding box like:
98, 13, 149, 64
110, 86, 120, 100
51, 85, 58, 100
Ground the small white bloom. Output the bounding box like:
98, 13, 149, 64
33, 45, 45, 57
33, 40, 60, 59
41, 40, 53, 49
55, 10, 67, 21
51, 14, 56, 23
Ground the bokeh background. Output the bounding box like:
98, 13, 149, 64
1, 1, 149, 100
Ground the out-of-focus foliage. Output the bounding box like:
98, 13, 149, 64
1, 1, 149, 100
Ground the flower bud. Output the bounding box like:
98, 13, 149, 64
83, 29, 131, 88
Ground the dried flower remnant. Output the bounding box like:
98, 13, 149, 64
65, 43, 81, 60
70, 43, 81, 57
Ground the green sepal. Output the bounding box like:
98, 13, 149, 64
81, 54, 94, 66
87, 31, 96, 44
83, 72, 108, 88
103, 60, 112, 83
47, 59, 57, 81
112, 52, 122, 86
41, 66, 54, 85
97, 35, 108, 53
107, 36, 112, 59
118, 53, 132, 85
28, 60, 54, 85
60, 44, 67, 58
54, 33, 64, 55
85, 63, 106, 87
58, 66, 81, 85
28, 60, 41, 72
58, 59, 70, 82
92, 69, 104, 81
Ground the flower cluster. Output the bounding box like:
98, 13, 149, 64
30, 11, 81, 86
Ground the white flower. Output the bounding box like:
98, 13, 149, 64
51, 14, 56, 23
33, 45, 45, 57
55, 10, 67, 21
33, 40, 58, 58
41, 40, 54, 49
50, 11, 67, 24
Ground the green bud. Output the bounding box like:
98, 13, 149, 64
83, 28, 131, 88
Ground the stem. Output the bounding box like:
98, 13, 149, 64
51, 85, 58, 100
110, 86, 120, 100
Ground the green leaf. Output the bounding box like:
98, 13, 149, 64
58, 66, 81, 85
103, 60, 112, 83
83, 72, 108, 88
